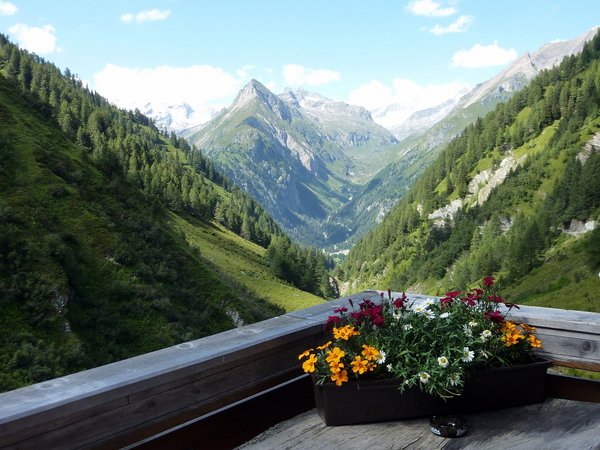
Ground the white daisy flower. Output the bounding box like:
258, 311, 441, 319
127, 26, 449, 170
424, 310, 435, 319
468, 321, 478, 328
461, 347, 475, 362
403, 324, 413, 331
439, 312, 450, 319
419, 372, 430, 383
480, 329, 492, 341
463, 324, 473, 337
437, 356, 449, 368
449, 373, 461, 386
377, 350, 387, 364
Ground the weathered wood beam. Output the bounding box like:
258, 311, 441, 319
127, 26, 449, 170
507, 305, 600, 370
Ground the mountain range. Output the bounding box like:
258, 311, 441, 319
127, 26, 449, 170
182, 80, 398, 245
174, 27, 599, 250
342, 26, 600, 248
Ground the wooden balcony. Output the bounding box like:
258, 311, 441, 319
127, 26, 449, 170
0, 291, 598, 449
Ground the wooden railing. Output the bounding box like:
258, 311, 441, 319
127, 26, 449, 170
0, 292, 598, 450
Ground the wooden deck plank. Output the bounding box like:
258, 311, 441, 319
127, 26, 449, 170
239, 399, 600, 450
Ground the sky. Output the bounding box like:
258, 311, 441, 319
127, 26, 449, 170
1, 0, 598, 123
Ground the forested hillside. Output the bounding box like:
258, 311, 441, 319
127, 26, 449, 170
341, 32, 600, 311
0, 34, 332, 391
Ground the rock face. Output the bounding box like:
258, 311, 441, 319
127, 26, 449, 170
428, 152, 523, 224
182, 80, 398, 246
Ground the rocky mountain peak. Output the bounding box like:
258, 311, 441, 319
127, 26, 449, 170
280, 87, 374, 124
462, 27, 598, 109
230, 79, 296, 122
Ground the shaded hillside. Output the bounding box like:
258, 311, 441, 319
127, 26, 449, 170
0, 35, 328, 391
340, 31, 600, 311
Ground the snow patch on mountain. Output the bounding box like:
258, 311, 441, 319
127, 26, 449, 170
368, 87, 470, 139
142, 102, 220, 133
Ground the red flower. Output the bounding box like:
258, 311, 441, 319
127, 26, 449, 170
488, 295, 504, 303
393, 294, 407, 309
446, 291, 462, 298
359, 299, 377, 310
333, 306, 348, 314
440, 296, 454, 307
484, 276, 495, 287
326, 315, 341, 329
461, 295, 476, 306
471, 288, 483, 299
485, 310, 504, 323
372, 314, 385, 327
350, 311, 363, 322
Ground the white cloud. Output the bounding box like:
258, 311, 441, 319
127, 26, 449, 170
430, 15, 473, 35
347, 80, 393, 111
0, 1, 17, 15
407, 0, 456, 17
451, 41, 518, 68
283, 64, 341, 86
348, 78, 470, 127
121, 9, 171, 24
7, 23, 60, 54
93, 64, 241, 121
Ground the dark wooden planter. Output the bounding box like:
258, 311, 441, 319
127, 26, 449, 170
313, 359, 552, 426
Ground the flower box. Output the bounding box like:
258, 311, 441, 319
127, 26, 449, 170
313, 359, 551, 426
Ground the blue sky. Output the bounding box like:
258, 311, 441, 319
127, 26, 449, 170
1, 0, 598, 121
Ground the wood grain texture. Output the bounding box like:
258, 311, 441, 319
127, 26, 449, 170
240, 399, 600, 450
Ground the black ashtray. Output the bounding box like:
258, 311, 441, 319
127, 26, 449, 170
430, 415, 468, 438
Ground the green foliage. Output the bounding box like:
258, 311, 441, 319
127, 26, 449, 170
342, 30, 600, 311
265, 235, 339, 298
0, 35, 328, 392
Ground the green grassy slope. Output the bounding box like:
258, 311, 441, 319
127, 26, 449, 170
503, 232, 599, 312
171, 215, 324, 311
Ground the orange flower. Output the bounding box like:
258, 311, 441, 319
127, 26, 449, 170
317, 341, 333, 350
501, 321, 517, 332
329, 360, 344, 374
331, 369, 349, 386
326, 347, 346, 363
501, 330, 525, 347
528, 334, 542, 348
333, 325, 360, 341
298, 349, 312, 360
361, 344, 380, 361
301, 354, 318, 373
351, 356, 370, 374
520, 323, 536, 333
